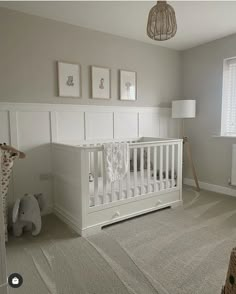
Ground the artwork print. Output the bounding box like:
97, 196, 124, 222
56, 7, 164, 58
58, 62, 81, 97
120, 70, 137, 101
91, 66, 111, 99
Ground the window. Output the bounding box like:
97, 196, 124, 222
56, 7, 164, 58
221, 57, 236, 136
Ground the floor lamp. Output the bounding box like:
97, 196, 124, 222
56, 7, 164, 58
172, 100, 200, 192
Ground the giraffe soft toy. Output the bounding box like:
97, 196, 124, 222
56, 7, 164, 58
0, 143, 25, 241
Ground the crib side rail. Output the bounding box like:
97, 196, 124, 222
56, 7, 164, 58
79, 138, 182, 151
129, 141, 182, 194
87, 140, 182, 209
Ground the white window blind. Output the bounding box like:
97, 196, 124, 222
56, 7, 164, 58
222, 58, 236, 136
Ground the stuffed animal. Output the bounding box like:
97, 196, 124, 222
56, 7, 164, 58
12, 193, 46, 237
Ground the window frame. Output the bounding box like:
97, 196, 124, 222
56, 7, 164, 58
221, 56, 236, 137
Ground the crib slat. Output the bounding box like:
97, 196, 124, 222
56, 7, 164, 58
89, 151, 94, 176
171, 144, 175, 187
177, 142, 182, 189
126, 149, 131, 198
119, 180, 123, 200
111, 182, 115, 202
166, 145, 169, 189
102, 150, 107, 204
160, 145, 163, 190
94, 150, 99, 206
153, 146, 157, 192
147, 147, 151, 193
140, 147, 144, 195
134, 148, 138, 196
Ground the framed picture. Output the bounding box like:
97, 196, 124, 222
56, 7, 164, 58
120, 70, 137, 101
91, 66, 111, 99
58, 61, 81, 97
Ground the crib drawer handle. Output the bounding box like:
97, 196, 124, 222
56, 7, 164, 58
113, 211, 121, 218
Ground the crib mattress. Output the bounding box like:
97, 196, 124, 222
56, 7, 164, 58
89, 171, 176, 207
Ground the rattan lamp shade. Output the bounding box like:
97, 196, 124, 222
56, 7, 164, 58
147, 1, 177, 41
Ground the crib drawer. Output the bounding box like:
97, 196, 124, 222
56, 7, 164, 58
86, 190, 181, 228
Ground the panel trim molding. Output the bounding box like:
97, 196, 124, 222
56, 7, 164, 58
0, 102, 170, 114
184, 178, 236, 197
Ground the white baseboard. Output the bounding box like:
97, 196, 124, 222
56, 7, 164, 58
184, 178, 236, 197
53, 205, 81, 235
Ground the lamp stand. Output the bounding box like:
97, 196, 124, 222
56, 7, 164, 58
182, 120, 200, 192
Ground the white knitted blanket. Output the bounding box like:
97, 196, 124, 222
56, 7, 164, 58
103, 143, 129, 183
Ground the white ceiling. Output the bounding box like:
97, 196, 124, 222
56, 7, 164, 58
1, 1, 236, 50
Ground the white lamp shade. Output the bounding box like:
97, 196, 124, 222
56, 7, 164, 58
172, 100, 196, 118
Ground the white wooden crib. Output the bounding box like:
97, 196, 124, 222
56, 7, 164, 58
52, 137, 183, 236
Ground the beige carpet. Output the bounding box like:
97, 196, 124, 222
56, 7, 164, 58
6, 187, 236, 294
6, 216, 131, 294
89, 187, 236, 294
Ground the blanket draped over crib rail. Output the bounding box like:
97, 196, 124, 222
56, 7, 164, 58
103, 142, 129, 183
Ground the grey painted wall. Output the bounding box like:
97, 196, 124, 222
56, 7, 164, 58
0, 8, 181, 107
182, 33, 236, 187
4, 7, 236, 188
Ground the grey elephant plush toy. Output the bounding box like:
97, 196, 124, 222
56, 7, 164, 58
12, 193, 46, 237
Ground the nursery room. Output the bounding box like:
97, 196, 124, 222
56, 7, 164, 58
2, 1, 236, 293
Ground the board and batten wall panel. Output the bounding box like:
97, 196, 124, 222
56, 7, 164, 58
139, 113, 160, 137
0, 102, 180, 210
114, 112, 138, 139
13, 111, 52, 209
56, 111, 85, 142
168, 118, 181, 138
85, 112, 114, 140
0, 111, 10, 144
159, 114, 169, 138
17, 112, 51, 149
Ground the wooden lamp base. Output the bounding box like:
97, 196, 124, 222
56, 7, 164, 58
183, 136, 200, 192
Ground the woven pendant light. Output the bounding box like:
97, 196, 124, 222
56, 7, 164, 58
147, 1, 177, 41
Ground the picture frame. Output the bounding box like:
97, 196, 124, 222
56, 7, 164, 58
120, 70, 137, 101
58, 61, 81, 98
91, 66, 111, 99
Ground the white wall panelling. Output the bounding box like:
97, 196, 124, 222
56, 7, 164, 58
0, 102, 180, 209
159, 112, 169, 138
114, 112, 138, 139
14, 111, 52, 209
168, 118, 181, 138
50, 111, 58, 143
9, 111, 18, 147
0, 111, 10, 144
17, 111, 51, 149
139, 112, 160, 137
85, 112, 114, 140
56, 111, 84, 142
